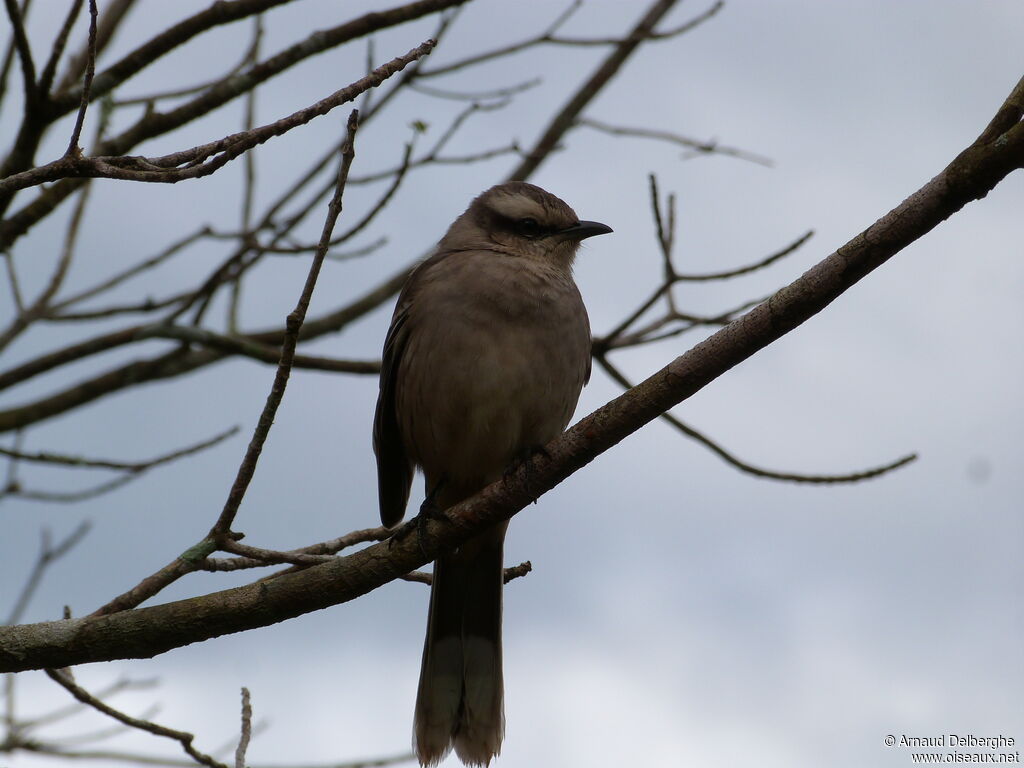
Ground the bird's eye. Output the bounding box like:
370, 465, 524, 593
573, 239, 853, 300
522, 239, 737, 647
516, 217, 541, 238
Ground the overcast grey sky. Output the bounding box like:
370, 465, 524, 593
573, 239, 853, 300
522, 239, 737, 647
2, 2, 1022, 767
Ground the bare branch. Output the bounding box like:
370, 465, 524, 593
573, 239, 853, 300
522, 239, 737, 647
1, 0, 37, 105
42, 703, 162, 746
0, 41, 434, 193
200, 527, 391, 572
219, 539, 336, 568
45, 668, 227, 768
596, 175, 812, 354
577, 116, 774, 166
509, 0, 685, 181
46, 293, 194, 321
401, 561, 532, 587
112, 20, 263, 108
234, 688, 251, 768
64, 0, 98, 155
209, 110, 360, 540
85, 113, 363, 616
50, 0, 462, 117
0, 0, 32, 109
347, 142, 521, 186
409, 76, 541, 101
20, 676, 158, 729
417, 0, 577, 79
132, 324, 380, 374
0, 262, 404, 431
0, 0, 463, 247
36, 0, 83, 96
596, 353, 916, 483
0, 164, 95, 354
263, 235, 388, 260
50, 226, 213, 311
53, 0, 137, 95
551, 0, 723, 45
597, 295, 769, 353
0, 426, 238, 472
330, 140, 414, 246
673, 231, 815, 281
4, 522, 91, 626
90, 554, 205, 618
2, 249, 25, 312
419, 0, 720, 79
4, 474, 134, 504
356, 5, 461, 125
230, 15, 264, 333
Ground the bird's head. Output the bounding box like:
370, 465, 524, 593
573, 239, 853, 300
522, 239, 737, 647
440, 181, 612, 270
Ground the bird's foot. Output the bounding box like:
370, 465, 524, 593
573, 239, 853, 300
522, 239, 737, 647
504, 444, 551, 504
389, 478, 450, 558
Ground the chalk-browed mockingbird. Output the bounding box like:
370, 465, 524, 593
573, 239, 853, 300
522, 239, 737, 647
373, 181, 611, 766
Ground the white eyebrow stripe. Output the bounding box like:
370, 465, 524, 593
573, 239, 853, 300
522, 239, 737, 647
488, 194, 546, 221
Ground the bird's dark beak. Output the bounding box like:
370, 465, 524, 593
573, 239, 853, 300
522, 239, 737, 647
560, 220, 613, 241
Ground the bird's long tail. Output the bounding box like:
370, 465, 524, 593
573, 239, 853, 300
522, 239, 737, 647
414, 530, 505, 766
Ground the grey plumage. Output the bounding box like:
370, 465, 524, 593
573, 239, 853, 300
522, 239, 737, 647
373, 181, 611, 766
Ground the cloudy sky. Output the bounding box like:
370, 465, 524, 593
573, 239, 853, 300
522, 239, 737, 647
2, 2, 1022, 767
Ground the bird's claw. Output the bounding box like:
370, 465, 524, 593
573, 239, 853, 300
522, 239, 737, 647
503, 444, 550, 504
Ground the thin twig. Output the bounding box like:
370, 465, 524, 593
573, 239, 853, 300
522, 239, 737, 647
53, 0, 137, 95
45, 668, 227, 768
277, 140, 415, 253
219, 540, 336, 567
264, 235, 388, 260
604, 295, 769, 351
357, 4, 460, 125
0, 0, 32, 108
0, 177, 94, 353
673, 231, 815, 281
577, 117, 774, 167
2, 0, 37, 105
2, 250, 25, 312
596, 354, 917, 483
50, 0, 457, 117
47, 292, 195, 321
135, 324, 380, 374
417, 0, 581, 78
90, 554, 204, 617
50, 226, 214, 311
234, 688, 251, 768
230, 15, 264, 334
400, 561, 533, 587
65, 0, 99, 156
37, 0, 84, 96
6, 474, 135, 503
209, 110, 360, 540
0, 41, 434, 193
409, 76, 541, 102
359, 35, 376, 114
200, 527, 391, 572
0, 2, 457, 248
112, 20, 264, 107
346, 142, 520, 186
20, 676, 159, 729
88, 114, 362, 616
4, 522, 91, 626
509, 0, 685, 181
43, 703, 162, 746
0, 426, 238, 472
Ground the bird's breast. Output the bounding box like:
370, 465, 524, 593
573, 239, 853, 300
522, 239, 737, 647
396, 255, 590, 494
